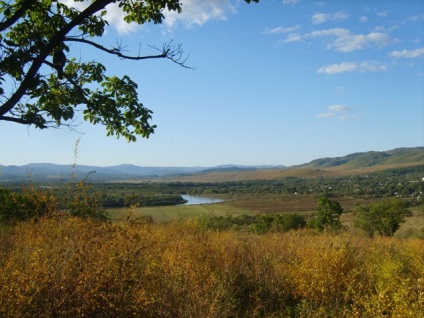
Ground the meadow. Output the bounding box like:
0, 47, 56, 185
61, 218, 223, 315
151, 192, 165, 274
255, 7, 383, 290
1, 163, 424, 317
0, 215, 423, 317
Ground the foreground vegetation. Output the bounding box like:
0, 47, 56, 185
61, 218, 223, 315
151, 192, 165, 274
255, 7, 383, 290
0, 216, 423, 317
1, 164, 423, 317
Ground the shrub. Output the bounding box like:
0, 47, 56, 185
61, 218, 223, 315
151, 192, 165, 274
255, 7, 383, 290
0, 185, 58, 224
65, 181, 108, 221
353, 199, 412, 237
308, 197, 343, 232
251, 213, 306, 234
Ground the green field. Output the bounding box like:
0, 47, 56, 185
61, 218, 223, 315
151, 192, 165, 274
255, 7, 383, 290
108, 203, 251, 223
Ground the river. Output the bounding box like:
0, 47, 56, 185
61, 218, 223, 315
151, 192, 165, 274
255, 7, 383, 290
180, 195, 224, 205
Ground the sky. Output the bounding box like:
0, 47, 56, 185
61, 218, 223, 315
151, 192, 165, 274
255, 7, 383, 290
1, 0, 423, 167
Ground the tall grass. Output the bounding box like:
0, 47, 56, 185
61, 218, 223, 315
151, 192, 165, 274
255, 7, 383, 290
0, 217, 423, 317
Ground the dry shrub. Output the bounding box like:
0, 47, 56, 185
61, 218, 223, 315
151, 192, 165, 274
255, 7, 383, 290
0, 218, 423, 317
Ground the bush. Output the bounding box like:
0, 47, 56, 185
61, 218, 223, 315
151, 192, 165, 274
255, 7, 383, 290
308, 197, 343, 232
66, 181, 107, 221
353, 199, 412, 237
1, 218, 423, 317
0, 185, 58, 224
251, 213, 306, 234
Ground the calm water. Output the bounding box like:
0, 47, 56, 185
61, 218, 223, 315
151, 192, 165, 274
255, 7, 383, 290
181, 195, 224, 205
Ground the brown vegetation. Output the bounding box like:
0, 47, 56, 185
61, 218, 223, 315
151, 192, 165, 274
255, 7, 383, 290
1, 216, 423, 317
225, 194, 380, 214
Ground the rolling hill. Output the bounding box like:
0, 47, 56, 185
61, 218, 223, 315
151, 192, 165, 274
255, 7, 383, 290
0, 147, 423, 183
296, 147, 424, 170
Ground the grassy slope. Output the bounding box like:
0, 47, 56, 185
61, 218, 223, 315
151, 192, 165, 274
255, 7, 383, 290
167, 147, 424, 182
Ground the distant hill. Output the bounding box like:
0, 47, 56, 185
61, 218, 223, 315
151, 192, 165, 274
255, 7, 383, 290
0, 163, 284, 183
295, 147, 424, 170
170, 147, 424, 182
1, 147, 422, 183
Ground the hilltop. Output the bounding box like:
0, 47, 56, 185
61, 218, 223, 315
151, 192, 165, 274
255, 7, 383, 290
0, 147, 423, 183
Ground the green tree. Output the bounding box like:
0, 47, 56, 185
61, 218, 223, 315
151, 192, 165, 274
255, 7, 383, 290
308, 197, 343, 232
353, 199, 411, 237
0, 0, 259, 141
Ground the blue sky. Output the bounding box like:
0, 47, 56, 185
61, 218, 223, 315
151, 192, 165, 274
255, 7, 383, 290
1, 0, 423, 167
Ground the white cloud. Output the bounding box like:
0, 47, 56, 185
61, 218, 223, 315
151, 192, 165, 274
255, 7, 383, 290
409, 14, 424, 22
390, 47, 424, 58
311, 12, 348, 24
315, 112, 336, 118
105, 3, 140, 34
60, 0, 141, 34
62, 0, 239, 33
317, 61, 387, 74
378, 10, 390, 18
308, 28, 392, 52
317, 62, 356, 74
359, 61, 387, 72
283, 33, 303, 43
359, 16, 368, 23
263, 25, 300, 34
163, 0, 236, 29
283, 0, 301, 6
316, 104, 359, 120
335, 86, 346, 93
328, 104, 351, 112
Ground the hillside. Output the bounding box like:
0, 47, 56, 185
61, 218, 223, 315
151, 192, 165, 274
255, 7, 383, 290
169, 147, 424, 182
1, 147, 423, 183
297, 147, 424, 170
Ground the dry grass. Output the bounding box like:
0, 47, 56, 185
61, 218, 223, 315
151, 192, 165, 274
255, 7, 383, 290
0, 216, 423, 317
225, 194, 380, 214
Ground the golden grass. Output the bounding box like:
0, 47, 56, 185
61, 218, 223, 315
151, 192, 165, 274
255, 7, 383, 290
1, 217, 423, 317
164, 162, 423, 182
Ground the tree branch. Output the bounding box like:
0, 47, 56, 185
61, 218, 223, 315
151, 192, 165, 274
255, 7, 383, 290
0, 0, 37, 32
0, 0, 114, 117
65, 37, 193, 68
0, 115, 30, 125
65, 37, 168, 60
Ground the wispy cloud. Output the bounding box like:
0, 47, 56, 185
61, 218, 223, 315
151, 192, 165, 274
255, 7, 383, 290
263, 25, 300, 35
283, 33, 303, 43
409, 14, 424, 22
317, 61, 387, 74
377, 10, 391, 18
359, 16, 368, 23
163, 0, 236, 29
315, 112, 336, 118
63, 0, 240, 33
390, 47, 424, 58
311, 12, 348, 24
316, 104, 359, 120
283, 0, 301, 6
308, 28, 392, 52
328, 104, 351, 112
61, 0, 140, 34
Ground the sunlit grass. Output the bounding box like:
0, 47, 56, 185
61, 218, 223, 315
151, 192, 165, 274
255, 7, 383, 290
108, 203, 251, 222
0, 217, 423, 317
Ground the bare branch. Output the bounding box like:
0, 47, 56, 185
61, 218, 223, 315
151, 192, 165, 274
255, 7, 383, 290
149, 40, 194, 69
64, 37, 169, 60
64, 37, 193, 69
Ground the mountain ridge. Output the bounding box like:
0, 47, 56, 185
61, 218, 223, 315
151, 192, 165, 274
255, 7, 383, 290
1, 147, 423, 182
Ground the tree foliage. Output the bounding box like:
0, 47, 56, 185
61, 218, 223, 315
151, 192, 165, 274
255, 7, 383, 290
353, 199, 412, 237
308, 197, 343, 232
0, 0, 258, 141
